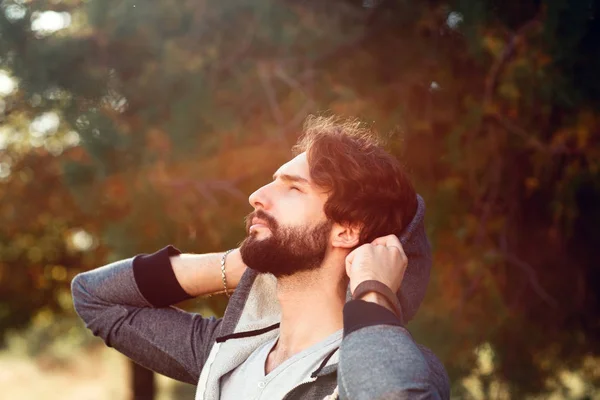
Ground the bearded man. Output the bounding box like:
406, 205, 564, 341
72, 115, 450, 399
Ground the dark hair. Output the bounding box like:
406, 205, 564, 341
292, 115, 417, 246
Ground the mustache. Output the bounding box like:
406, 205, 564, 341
245, 210, 278, 232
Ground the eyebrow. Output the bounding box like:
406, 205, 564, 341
272, 173, 310, 186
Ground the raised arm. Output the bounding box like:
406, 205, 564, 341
340, 235, 450, 399
71, 246, 246, 384
339, 300, 450, 399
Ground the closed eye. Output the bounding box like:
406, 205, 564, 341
290, 186, 302, 192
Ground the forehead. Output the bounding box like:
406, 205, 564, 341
275, 152, 310, 180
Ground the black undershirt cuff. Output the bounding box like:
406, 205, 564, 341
132, 245, 194, 307
343, 299, 403, 338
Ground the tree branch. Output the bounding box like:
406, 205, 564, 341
257, 64, 285, 127
483, 17, 542, 108
501, 251, 559, 309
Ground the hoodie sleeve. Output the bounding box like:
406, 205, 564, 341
338, 300, 450, 400
71, 246, 222, 384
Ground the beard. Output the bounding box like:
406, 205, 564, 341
239, 210, 333, 278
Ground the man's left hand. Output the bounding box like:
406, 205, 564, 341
345, 234, 408, 295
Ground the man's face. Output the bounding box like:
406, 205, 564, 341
239, 153, 333, 277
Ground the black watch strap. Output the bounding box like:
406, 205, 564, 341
352, 280, 403, 321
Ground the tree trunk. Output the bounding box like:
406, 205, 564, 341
131, 361, 155, 400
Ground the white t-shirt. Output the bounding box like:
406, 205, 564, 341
220, 329, 342, 400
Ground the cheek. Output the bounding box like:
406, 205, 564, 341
275, 197, 324, 228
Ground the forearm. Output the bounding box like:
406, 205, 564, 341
171, 248, 246, 297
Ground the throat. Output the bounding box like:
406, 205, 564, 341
264, 341, 288, 375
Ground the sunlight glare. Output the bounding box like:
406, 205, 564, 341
0, 71, 17, 96
70, 230, 94, 251
30, 112, 60, 137
31, 11, 71, 35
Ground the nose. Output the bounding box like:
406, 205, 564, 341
248, 183, 270, 210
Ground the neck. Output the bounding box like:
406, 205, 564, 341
272, 264, 346, 359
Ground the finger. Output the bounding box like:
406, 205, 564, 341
345, 249, 356, 265
345, 244, 371, 272
371, 234, 401, 248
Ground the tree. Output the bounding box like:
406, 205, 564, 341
0, 0, 598, 398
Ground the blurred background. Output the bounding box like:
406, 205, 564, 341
0, 0, 598, 399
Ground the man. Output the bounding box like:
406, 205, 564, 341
72, 115, 450, 399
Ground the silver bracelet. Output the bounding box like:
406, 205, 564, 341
220, 249, 235, 298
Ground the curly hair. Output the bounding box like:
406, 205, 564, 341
292, 115, 417, 246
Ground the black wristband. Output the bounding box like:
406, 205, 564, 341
351, 280, 403, 322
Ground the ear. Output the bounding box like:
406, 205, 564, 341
330, 222, 362, 249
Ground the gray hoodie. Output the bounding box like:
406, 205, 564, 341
71, 195, 450, 399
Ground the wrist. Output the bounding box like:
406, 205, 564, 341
204, 248, 245, 298
352, 279, 403, 322
357, 291, 397, 315
171, 253, 223, 297
225, 248, 246, 288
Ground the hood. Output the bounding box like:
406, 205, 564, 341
343, 194, 432, 324
392, 193, 432, 323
